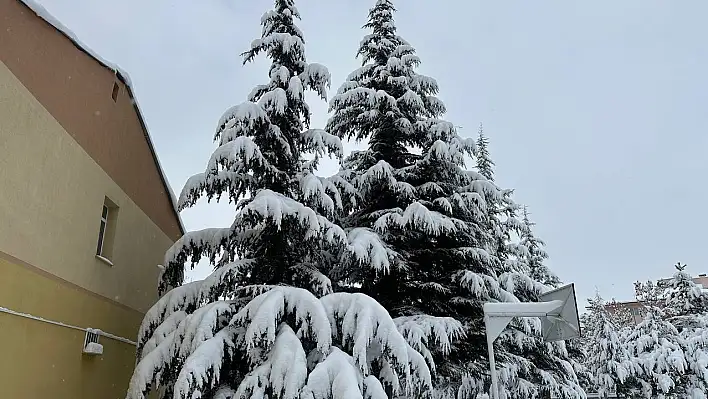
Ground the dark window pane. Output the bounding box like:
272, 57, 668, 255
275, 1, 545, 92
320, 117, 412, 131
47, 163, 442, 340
102, 205, 109, 219
111, 82, 119, 102
96, 220, 106, 255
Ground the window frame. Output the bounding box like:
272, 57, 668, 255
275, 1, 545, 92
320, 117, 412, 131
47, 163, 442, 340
95, 197, 119, 265
96, 205, 109, 257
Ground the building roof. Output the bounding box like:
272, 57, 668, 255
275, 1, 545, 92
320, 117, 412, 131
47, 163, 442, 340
17, 0, 185, 235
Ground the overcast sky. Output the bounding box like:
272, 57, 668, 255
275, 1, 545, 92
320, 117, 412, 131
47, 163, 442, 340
35, 0, 708, 305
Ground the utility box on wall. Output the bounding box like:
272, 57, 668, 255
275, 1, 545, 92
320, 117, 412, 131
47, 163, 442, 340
82, 329, 104, 356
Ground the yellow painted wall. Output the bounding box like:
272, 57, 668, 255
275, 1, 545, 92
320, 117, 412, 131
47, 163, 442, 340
0, 255, 142, 398
0, 59, 173, 314
0, 54, 175, 396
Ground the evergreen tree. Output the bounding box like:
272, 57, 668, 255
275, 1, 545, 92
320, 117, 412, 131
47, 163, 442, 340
570, 314, 594, 393
326, 0, 478, 316
583, 294, 635, 397
327, 0, 491, 387
327, 2, 583, 398
659, 263, 708, 396
520, 207, 561, 288
633, 279, 664, 307
604, 298, 636, 329
475, 124, 494, 182
624, 307, 688, 398
620, 264, 708, 398
662, 262, 708, 331
125, 2, 444, 398
473, 132, 521, 280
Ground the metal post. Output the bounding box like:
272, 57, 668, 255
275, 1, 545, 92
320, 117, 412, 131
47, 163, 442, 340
485, 316, 500, 399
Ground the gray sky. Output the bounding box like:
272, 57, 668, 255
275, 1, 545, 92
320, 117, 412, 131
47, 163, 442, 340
35, 0, 708, 305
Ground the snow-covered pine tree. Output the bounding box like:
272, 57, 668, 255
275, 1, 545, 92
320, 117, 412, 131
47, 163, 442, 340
327, 0, 496, 392
582, 294, 635, 398
125, 2, 448, 398
604, 298, 635, 329
634, 279, 664, 307
570, 314, 594, 394
659, 263, 708, 396
661, 262, 708, 331
519, 206, 561, 288
623, 306, 689, 398
327, 2, 583, 398
327, 0, 488, 388
475, 124, 494, 182
326, 0, 472, 315
472, 128, 520, 274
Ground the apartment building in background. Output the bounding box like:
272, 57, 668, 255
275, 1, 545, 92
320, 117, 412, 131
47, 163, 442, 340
0, 0, 184, 397
604, 273, 708, 326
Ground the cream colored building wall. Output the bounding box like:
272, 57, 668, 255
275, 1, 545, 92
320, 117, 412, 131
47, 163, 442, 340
0, 59, 172, 314
0, 254, 143, 399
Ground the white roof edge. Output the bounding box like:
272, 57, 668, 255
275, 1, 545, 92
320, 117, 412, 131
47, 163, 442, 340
17, 0, 186, 235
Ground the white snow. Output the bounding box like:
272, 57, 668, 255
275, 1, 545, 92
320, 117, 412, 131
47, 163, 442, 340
216, 102, 270, 138
301, 63, 332, 100
344, 228, 392, 273
236, 324, 308, 399
300, 348, 365, 399
140, 310, 187, 358
214, 386, 237, 399
207, 136, 275, 175
302, 129, 344, 159
299, 172, 338, 215
259, 88, 289, 115
374, 202, 463, 236
137, 280, 203, 348
174, 326, 236, 398
321, 293, 416, 382
288, 76, 305, 100
234, 287, 333, 356
237, 189, 347, 244
399, 90, 425, 111
395, 315, 464, 374
163, 228, 231, 270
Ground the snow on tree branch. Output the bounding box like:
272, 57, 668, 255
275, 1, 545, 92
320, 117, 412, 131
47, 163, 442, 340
301, 63, 331, 101
235, 287, 333, 358
342, 227, 394, 274
301, 129, 344, 160
454, 270, 501, 300
394, 315, 465, 374
300, 348, 386, 399
374, 202, 466, 236
233, 324, 307, 399
236, 189, 347, 246
321, 293, 433, 396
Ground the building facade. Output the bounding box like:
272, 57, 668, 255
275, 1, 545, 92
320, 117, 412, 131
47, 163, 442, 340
0, 0, 184, 397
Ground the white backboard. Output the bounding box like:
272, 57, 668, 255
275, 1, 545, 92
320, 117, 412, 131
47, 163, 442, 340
539, 283, 581, 342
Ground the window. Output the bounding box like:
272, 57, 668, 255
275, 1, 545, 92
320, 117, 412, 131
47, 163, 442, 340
96, 205, 108, 256
96, 197, 118, 264
111, 82, 119, 102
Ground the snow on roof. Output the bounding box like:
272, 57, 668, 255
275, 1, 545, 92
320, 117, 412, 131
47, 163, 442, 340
17, 0, 185, 235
